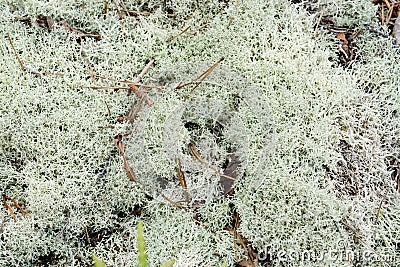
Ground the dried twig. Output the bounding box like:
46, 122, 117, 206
160, 193, 186, 209
175, 57, 224, 101
7, 33, 25, 71
133, 59, 155, 83
2, 195, 27, 222
60, 20, 101, 41
394, 14, 400, 45
128, 83, 154, 107
374, 198, 385, 224
176, 158, 191, 205
3, 197, 17, 222
127, 59, 155, 107
114, 134, 136, 182
84, 85, 129, 90
226, 211, 258, 266
186, 24, 209, 37
113, 131, 186, 210
109, 8, 150, 16
112, 0, 127, 38
167, 26, 191, 42
124, 95, 145, 123
85, 59, 156, 107
103, 0, 109, 17
7, 33, 53, 78
85, 84, 162, 90
312, 7, 324, 38
188, 142, 237, 181
227, 0, 240, 29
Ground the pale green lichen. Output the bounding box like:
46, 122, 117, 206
1, 0, 399, 266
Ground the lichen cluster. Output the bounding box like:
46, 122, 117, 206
1, 0, 399, 266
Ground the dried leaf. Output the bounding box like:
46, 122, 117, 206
335, 32, 348, 45
36, 14, 54, 32
117, 116, 130, 123
92, 254, 107, 267
236, 259, 258, 267
220, 154, 241, 195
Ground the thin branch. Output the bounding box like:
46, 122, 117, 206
227, 0, 240, 29
174, 57, 224, 101
109, 8, 150, 16
188, 142, 237, 181
7, 33, 25, 71
312, 7, 324, 38
167, 26, 191, 42
60, 21, 101, 40
3, 196, 17, 222
176, 158, 191, 205
127, 94, 145, 123
128, 83, 154, 107
103, 0, 109, 18
2, 195, 27, 222
114, 134, 137, 182
84, 85, 132, 90
133, 59, 155, 83
160, 193, 186, 209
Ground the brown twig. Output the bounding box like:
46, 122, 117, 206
128, 84, 154, 107
186, 24, 209, 37
2, 195, 27, 222
114, 128, 187, 211
7, 36, 63, 77
175, 57, 224, 101
81, 50, 97, 83
374, 198, 385, 224
85, 84, 162, 90
60, 20, 102, 41
112, 0, 123, 19
109, 8, 150, 16
85, 85, 131, 90
160, 193, 186, 209
167, 26, 191, 42
126, 59, 156, 107
86, 60, 157, 107
133, 59, 155, 83
188, 142, 237, 181
103, 0, 109, 18
226, 210, 258, 265
7, 33, 25, 71
227, 0, 240, 29
125, 94, 145, 123
176, 158, 191, 205
112, 0, 127, 38
176, 57, 223, 90
114, 134, 136, 182
91, 64, 157, 85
